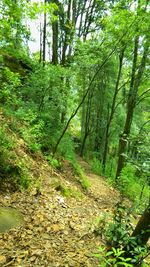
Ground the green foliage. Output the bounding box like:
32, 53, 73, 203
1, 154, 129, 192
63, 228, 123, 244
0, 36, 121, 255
105, 158, 117, 180
94, 246, 133, 267
71, 161, 90, 190
0, 67, 21, 106
0, 124, 17, 176
94, 201, 149, 266
89, 157, 103, 176
105, 203, 133, 248
27, 1, 58, 20
46, 155, 61, 169
117, 164, 149, 208
58, 134, 76, 161
0, 0, 29, 49
0, 122, 31, 189
15, 159, 31, 190
51, 179, 82, 199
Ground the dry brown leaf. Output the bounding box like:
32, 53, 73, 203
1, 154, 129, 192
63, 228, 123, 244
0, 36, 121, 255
0, 255, 6, 264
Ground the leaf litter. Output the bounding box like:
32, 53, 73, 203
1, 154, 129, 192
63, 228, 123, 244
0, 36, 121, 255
0, 153, 120, 267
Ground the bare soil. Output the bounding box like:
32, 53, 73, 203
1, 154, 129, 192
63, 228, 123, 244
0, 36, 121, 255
0, 155, 121, 267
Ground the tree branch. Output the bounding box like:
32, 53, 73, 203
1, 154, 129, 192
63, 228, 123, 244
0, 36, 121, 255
52, 17, 139, 155
136, 88, 150, 105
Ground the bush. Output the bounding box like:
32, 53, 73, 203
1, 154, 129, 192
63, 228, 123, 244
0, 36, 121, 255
94, 246, 133, 267
71, 161, 90, 190
94, 201, 149, 266
46, 155, 61, 169
58, 134, 76, 161
89, 157, 103, 176
117, 164, 149, 207
0, 121, 31, 189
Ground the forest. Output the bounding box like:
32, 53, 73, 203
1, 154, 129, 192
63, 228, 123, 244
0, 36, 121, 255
0, 0, 150, 266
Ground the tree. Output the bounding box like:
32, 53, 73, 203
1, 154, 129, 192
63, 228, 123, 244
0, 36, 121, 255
132, 204, 150, 246
0, 0, 28, 50
102, 48, 125, 171
116, 35, 149, 179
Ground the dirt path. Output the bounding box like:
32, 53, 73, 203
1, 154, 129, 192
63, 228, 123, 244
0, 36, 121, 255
78, 157, 120, 208
0, 157, 120, 267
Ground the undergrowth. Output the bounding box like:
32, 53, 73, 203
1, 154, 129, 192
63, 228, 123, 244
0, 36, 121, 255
94, 200, 149, 267
88, 156, 149, 211
71, 161, 90, 190
116, 164, 149, 211
0, 115, 31, 190
51, 178, 82, 199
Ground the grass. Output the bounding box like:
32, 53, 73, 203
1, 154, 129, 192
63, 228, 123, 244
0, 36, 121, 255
51, 178, 82, 199
71, 161, 91, 190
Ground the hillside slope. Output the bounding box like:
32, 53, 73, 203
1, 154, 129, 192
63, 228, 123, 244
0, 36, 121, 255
0, 116, 120, 266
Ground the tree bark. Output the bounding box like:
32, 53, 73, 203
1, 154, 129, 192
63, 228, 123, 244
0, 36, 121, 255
42, 0, 47, 65
61, 0, 71, 65
51, 0, 59, 64
102, 49, 125, 171
80, 89, 93, 156
39, 21, 42, 63
52, 25, 136, 155
52, 18, 58, 65
123, 204, 150, 266
116, 36, 149, 179
132, 204, 150, 246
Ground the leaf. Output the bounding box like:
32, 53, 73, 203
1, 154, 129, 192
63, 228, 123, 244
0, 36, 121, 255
0, 255, 6, 264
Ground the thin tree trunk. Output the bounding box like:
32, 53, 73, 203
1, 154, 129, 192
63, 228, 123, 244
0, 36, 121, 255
52, 23, 136, 155
102, 49, 125, 171
83, 0, 96, 41
43, 0, 47, 65
132, 204, 150, 245
52, 18, 58, 65
39, 21, 42, 63
123, 204, 150, 266
61, 0, 71, 65
116, 37, 149, 179
80, 90, 93, 156
78, 0, 87, 37
80, 132, 89, 157
51, 0, 60, 64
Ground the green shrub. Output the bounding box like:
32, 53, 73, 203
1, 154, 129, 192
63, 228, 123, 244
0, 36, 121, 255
94, 201, 149, 266
94, 246, 133, 267
0, 121, 31, 189
58, 134, 76, 161
117, 164, 149, 207
0, 67, 21, 106
105, 158, 117, 179
89, 157, 103, 176
46, 155, 61, 169
51, 179, 82, 199
71, 161, 90, 190
16, 159, 31, 190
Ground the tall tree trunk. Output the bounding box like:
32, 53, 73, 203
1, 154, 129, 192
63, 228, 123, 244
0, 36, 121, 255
51, 0, 59, 64
123, 204, 150, 266
116, 37, 149, 179
52, 27, 134, 155
102, 49, 125, 171
132, 204, 150, 246
52, 18, 58, 65
83, 0, 96, 41
61, 0, 71, 65
43, 0, 47, 65
78, 0, 86, 37
80, 90, 93, 156
39, 21, 42, 63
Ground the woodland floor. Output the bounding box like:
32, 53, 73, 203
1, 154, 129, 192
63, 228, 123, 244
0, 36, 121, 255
0, 151, 121, 267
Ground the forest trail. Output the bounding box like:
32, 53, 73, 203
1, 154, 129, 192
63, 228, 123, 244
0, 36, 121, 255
77, 157, 120, 209
0, 155, 120, 267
